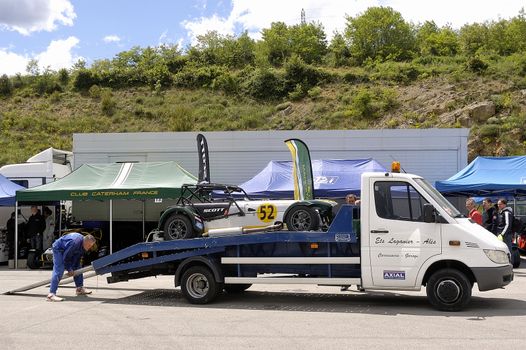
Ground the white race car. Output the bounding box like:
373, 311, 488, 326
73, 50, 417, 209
158, 183, 337, 240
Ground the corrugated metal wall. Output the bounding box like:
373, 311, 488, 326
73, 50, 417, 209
73, 129, 469, 186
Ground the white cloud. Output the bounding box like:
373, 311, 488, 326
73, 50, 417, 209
181, 0, 526, 44
386, 0, 525, 27
103, 35, 121, 43
0, 36, 81, 75
0, 49, 29, 76
36, 36, 81, 70
0, 0, 76, 35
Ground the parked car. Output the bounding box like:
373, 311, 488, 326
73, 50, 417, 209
158, 183, 337, 240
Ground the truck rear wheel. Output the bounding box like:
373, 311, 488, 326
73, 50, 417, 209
224, 284, 252, 293
285, 206, 319, 231
180, 266, 222, 304
426, 269, 472, 311
163, 214, 195, 240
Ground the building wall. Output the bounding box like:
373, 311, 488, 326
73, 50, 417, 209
73, 129, 469, 186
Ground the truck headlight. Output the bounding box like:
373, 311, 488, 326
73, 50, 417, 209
483, 249, 509, 264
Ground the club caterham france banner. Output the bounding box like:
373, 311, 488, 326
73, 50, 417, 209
284, 138, 314, 200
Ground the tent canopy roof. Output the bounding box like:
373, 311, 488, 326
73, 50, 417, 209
435, 156, 526, 196
16, 161, 197, 202
239, 158, 386, 199
0, 174, 26, 206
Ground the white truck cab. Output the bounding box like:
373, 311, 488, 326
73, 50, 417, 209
360, 171, 513, 310
0, 148, 73, 188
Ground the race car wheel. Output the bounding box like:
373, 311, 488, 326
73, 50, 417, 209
285, 205, 320, 231
163, 214, 195, 240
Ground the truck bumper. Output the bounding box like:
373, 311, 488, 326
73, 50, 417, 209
472, 265, 514, 291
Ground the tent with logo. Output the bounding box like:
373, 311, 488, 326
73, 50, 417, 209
14, 161, 197, 267
435, 156, 526, 196
0, 174, 25, 206
238, 159, 386, 199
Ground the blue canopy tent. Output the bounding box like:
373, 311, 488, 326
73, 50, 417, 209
0, 174, 25, 206
435, 156, 526, 196
239, 159, 386, 199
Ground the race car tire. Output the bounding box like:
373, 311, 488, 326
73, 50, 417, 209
285, 205, 320, 231
163, 214, 195, 240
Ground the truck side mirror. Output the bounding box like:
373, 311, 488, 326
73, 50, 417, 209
423, 203, 435, 223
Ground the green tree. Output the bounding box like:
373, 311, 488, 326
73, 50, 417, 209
344, 6, 415, 63
289, 22, 327, 64
327, 32, 351, 67
459, 23, 489, 55
261, 22, 291, 66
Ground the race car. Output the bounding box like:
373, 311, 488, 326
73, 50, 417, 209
158, 183, 337, 240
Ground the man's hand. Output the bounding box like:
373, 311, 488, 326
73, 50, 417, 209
67, 270, 74, 277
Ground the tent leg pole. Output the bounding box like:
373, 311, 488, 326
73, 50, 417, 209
14, 201, 18, 270
110, 199, 113, 255
142, 200, 145, 242
59, 201, 62, 234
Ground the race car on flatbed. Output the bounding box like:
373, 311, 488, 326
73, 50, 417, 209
159, 183, 336, 240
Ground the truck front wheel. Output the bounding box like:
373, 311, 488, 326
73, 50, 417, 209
426, 268, 472, 311
180, 266, 222, 304
163, 214, 195, 240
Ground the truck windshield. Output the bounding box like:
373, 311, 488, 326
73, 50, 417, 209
414, 178, 462, 218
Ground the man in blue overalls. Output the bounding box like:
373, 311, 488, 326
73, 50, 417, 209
47, 232, 96, 302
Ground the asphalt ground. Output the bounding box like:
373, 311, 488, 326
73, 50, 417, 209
0, 258, 524, 350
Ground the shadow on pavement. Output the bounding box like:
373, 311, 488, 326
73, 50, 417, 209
94, 288, 526, 317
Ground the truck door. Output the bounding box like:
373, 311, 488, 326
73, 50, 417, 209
368, 180, 441, 288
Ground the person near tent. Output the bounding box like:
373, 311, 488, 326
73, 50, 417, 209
42, 207, 55, 250
26, 206, 45, 251
482, 198, 498, 235
496, 198, 514, 253
465, 198, 482, 225
6, 212, 15, 259
47, 232, 96, 302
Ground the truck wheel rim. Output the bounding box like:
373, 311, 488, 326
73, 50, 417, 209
168, 220, 187, 239
290, 210, 311, 230
436, 279, 461, 304
186, 273, 209, 299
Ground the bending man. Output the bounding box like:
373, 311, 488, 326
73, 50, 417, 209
47, 233, 96, 302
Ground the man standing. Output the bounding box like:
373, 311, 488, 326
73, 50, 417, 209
47, 233, 96, 302
466, 198, 482, 225
496, 198, 514, 254
42, 207, 55, 251
26, 206, 45, 251
482, 198, 497, 234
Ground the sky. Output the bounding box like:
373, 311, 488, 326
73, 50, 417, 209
0, 0, 525, 76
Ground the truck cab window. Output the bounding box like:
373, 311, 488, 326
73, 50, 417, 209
374, 181, 429, 222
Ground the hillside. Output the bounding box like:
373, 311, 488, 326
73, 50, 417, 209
2, 7, 526, 165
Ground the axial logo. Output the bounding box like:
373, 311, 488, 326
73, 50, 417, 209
203, 208, 224, 213
383, 270, 406, 280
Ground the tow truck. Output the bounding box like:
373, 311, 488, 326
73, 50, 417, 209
6, 165, 514, 311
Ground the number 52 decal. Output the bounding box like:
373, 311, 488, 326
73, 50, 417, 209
257, 203, 277, 223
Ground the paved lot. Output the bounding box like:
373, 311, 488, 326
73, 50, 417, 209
0, 259, 524, 350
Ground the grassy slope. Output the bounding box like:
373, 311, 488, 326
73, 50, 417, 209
1, 63, 525, 166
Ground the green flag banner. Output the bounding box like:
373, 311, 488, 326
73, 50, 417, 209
285, 138, 314, 200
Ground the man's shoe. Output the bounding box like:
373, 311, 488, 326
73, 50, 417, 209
46, 294, 64, 302
76, 287, 92, 296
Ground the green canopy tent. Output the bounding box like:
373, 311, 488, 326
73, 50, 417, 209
15, 162, 197, 267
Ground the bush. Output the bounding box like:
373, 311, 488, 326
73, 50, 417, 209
58, 68, 70, 86
478, 124, 500, 137
100, 89, 116, 116
467, 56, 488, 73
288, 84, 306, 101
74, 69, 100, 91
89, 85, 102, 99
241, 68, 285, 100
173, 65, 228, 89
307, 86, 322, 99
0, 74, 12, 97
283, 55, 326, 92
